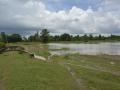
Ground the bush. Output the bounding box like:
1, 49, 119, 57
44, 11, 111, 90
0, 42, 5, 53
0, 42, 5, 49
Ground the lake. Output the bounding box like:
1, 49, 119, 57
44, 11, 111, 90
48, 42, 120, 55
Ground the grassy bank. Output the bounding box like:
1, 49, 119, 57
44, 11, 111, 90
0, 51, 78, 90
7, 42, 51, 58
0, 42, 120, 90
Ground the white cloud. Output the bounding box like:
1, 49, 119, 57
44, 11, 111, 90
0, 0, 120, 35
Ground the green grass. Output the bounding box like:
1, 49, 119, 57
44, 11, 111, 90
0, 51, 79, 90
7, 42, 51, 58
1, 42, 120, 90
71, 65, 120, 90
51, 54, 120, 90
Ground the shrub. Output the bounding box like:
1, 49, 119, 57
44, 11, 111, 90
0, 42, 5, 53
0, 42, 5, 49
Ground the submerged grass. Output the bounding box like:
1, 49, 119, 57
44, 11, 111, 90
49, 47, 70, 51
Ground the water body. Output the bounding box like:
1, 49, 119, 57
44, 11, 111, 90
48, 42, 120, 55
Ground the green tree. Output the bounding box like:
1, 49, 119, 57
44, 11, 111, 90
7, 34, 22, 42
53, 35, 60, 41
82, 34, 88, 42
28, 35, 35, 42
40, 29, 49, 43
89, 34, 93, 40
28, 31, 40, 42
98, 34, 102, 40
60, 33, 71, 41
35, 31, 40, 41
73, 35, 80, 41
1, 32, 7, 43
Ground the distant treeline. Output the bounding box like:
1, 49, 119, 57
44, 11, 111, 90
0, 29, 120, 43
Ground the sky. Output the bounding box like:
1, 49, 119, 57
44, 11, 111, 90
0, 0, 120, 35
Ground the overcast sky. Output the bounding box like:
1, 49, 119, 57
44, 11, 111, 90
0, 0, 120, 35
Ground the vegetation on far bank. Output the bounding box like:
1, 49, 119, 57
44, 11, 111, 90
0, 29, 120, 44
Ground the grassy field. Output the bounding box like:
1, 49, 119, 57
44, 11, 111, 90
0, 42, 120, 90
52, 54, 120, 90
0, 51, 78, 90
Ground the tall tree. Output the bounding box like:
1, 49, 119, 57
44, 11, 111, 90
28, 35, 35, 42
98, 34, 102, 40
89, 34, 93, 40
60, 33, 71, 41
1, 32, 7, 43
74, 35, 80, 41
35, 31, 40, 41
82, 34, 88, 42
40, 29, 49, 43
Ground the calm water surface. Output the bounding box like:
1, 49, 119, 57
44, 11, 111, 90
48, 42, 120, 55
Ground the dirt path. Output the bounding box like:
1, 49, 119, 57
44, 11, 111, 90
59, 62, 87, 90
0, 80, 5, 90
